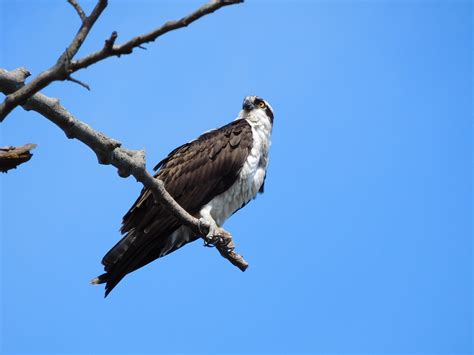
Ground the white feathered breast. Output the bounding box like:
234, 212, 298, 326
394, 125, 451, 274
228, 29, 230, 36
201, 109, 272, 226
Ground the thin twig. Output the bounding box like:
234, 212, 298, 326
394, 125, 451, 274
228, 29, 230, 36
67, 0, 87, 21
0, 67, 248, 271
67, 76, 91, 90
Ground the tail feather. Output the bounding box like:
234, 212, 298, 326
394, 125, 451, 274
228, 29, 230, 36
101, 229, 138, 269
90, 273, 108, 285
91, 224, 197, 297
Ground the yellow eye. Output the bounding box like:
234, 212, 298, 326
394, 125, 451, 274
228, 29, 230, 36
258, 101, 266, 108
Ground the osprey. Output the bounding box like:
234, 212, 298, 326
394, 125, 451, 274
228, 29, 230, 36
92, 95, 274, 296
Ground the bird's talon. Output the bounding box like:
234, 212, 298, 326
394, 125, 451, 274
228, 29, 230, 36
203, 238, 214, 247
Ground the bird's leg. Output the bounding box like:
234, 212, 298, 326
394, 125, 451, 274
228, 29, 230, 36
196, 209, 246, 270
199, 215, 220, 247
198, 209, 234, 251
200, 222, 235, 253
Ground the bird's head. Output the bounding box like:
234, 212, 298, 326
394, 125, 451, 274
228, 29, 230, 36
240, 95, 274, 126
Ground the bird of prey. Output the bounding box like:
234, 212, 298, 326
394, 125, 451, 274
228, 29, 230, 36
91, 96, 274, 296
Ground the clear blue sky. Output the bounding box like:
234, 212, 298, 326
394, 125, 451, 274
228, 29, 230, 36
0, 0, 472, 354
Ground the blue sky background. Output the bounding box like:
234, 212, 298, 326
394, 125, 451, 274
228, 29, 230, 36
0, 0, 472, 354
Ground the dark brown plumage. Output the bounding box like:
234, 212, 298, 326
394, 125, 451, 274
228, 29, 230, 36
93, 119, 253, 296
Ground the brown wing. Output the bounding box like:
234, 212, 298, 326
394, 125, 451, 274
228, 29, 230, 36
96, 119, 253, 296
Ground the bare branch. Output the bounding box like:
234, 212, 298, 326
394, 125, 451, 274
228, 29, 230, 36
0, 67, 248, 271
62, 0, 108, 60
67, 0, 87, 21
72, 0, 243, 69
0, 0, 243, 122
0, 0, 108, 121
0, 143, 37, 173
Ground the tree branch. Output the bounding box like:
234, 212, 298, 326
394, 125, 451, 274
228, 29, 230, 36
0, 67, 248, 271
71, 0, 244, 70
0, 0, 242, 122
0, 143, 37, 173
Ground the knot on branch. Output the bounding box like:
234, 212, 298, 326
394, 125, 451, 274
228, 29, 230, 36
0, 68, 30, 94
16, 67, 31, 81
12, 67, 31, 85
103, 135, 121, 150
96, 136, 122, 165
110, 147, 145, 178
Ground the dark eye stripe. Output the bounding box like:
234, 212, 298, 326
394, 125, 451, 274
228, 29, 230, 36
265, 106, 274, 124
253, 96, 273, 124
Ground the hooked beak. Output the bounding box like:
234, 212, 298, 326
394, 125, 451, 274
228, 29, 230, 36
242, 97, 255, 111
